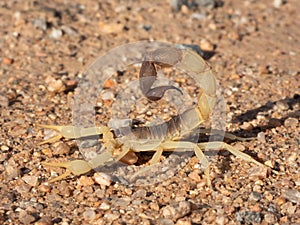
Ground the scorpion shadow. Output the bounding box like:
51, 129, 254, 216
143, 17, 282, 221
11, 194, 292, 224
213, 94, 299, 180
231, 94, 299, 132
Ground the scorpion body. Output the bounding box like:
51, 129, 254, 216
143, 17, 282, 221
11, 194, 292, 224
37, 46, 271, 187
114, 107, 202, 141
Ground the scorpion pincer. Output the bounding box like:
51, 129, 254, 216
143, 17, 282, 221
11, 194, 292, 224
37, 46, 272, 187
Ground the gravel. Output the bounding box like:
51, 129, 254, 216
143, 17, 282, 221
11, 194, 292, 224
0, 0, 299, 224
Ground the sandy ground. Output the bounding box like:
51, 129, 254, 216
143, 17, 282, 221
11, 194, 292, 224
0, 0, 299, 224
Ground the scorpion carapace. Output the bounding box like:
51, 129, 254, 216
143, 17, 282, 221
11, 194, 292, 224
37, 45, 274, 187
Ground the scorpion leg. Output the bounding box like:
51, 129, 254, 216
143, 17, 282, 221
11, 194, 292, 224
149, 146, 163, 165
160, 141, 211, 187
129, 140, 212, 187
160, 140, 270, 187
197, 142, 266, 168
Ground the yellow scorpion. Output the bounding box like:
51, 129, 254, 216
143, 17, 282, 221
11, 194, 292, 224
38, 46, 270, 187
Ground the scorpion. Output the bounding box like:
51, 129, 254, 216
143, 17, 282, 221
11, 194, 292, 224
37, 46, 272, 187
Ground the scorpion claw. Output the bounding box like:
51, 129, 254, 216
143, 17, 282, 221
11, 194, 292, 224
42, 160, 93, 182
36, 124, 65, 133
36, 124, 65, 145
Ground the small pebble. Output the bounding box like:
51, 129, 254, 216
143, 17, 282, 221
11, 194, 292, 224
264, 160, 274, 168
176, 218, 192, 225
104, 213, 119, 221
32, 18, 48, 30
235, 211, 262, 224
284, 117, 298, 128
61, 25, 78, 36
257, 132, 266, 143
38, 184, 51, 193
142, 24, 151, 31
112, 197, 130, 207
282, 189, 300, 204
6, 164, 20, 180
258, 65, 269, 75
230, 73, 240, 80
188, 170, 201, 182
248, 166, 268, 180
3, 57, 13, 64
19, 210, 36, 224
16, 183, 32, 194
124, 188, 133, 195
157, 218, 174, 225
215, 216, 227, 225
180, 5, 189, 14
99, 202, 110, 210
46, 77, 65, 93
1, 145, 9, 151
99, 22, 123, 34
77, 176, 95, 186
149, 202, 160, 211
22, 175, 38, 186
275, 100, 289, 110
132, 189, 147, 198
94, 172, 112, 186
0, 95, 9, 107
52, 142, 70, 155
83, 209, 96, 221
162, 201, 191, 220
264, 213, 278, 223
34, 218, 53, 225
49, 29, 63, 39
273, 0, 285, 8
240, 122, 254, 130
0, 153, 7, 162
65, 79, 78, 91
275, 196, 286, 205
162, 206, 176, 219
101, 91, 114, 101
103, 79, 117, 88
249, 191, 262, 202
114, 5, 127, 13
199, 39, 214, 51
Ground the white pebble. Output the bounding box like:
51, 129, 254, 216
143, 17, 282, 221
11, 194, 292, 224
49, 29, 63, 39
99, 202, 110, 210
94, 172, 112, 186
273, 0, 285, 8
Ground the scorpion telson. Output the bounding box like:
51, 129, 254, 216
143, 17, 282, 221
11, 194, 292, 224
37, 46, 275, 187
139, 47, 183, 101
